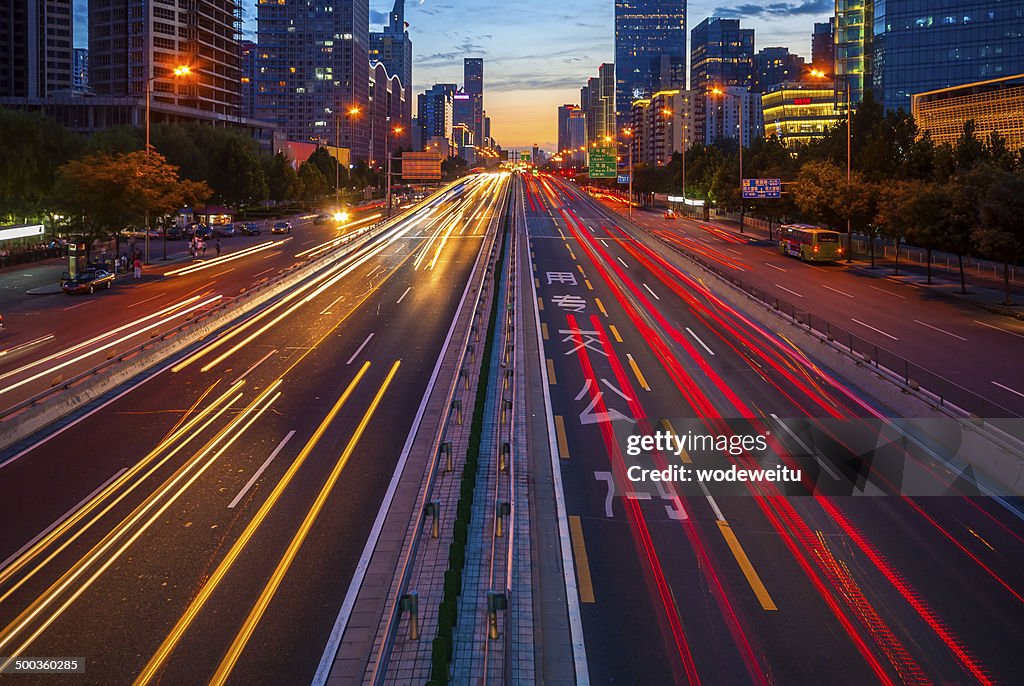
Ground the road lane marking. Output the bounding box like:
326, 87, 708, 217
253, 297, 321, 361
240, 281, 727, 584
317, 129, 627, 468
346, 333, 375, 365
534, 277, 540, 288
774, 283, 803, 298
541, 322, 549, 340
554, 415, 570, 459
228, 430, 296, 509
567, 516, 595, 603
821, 284, 854, 299
609, 325, 623, 343
396, 286, 412, 304
537, 296, 544, 311
617, 256, 629, 269
595, 298, 608, 317
725, 248, 743, 256
319, 292, 346, 315
627, 353, 651, 391
600, 239, 610, 247
127, 293, 168, 308
252, 267, 275, 279
62, 300, 95, 311
577, 265, 586, 275
870, 285, 906, 299
642, 283, 660, 300
769, 413, 841, 480
136, 368, 367, 685
973, 320, 1024, 340
765, 262, 787, 272
209, 268, 234, 279
992, 381, 1024, 400
914, 320, 966, 341
211, 363, 401, 685
659, 421, 692, 463
717, 521, 777, 611
685, 327, 715, 356
231, 348, 278, 385
850, 318, 899, 340
547, 358, 557, 385
584, 279, 593, 290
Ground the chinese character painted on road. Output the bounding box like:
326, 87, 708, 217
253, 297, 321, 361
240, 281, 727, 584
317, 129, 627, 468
559, 329, 607, 357
576, 378, 634, 425
546, 271, 578, 285
551, 295, 587, 312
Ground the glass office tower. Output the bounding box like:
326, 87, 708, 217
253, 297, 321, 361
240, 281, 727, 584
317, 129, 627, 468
614, 1, 687, 128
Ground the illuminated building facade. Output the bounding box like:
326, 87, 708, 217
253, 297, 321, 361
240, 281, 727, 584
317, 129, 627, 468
614, 0, 688, 127
912, 73, 1024, 151
762, 81, 841, 147
630, 88, 698, 166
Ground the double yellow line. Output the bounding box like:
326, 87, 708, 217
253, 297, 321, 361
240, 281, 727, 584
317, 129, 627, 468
136, 360, 400, 685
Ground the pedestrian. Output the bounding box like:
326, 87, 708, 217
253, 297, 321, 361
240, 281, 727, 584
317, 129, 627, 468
200, 240, 207, 256
133, 256, 142, 279
215, 240, 222, 258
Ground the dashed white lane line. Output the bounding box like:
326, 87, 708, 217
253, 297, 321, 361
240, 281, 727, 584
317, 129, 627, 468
774, 283, 803, 298
346, 333, 375, 365
914, 320, 966, 341
851, 318, 899, 341
685, 327, 715, 356
869, 285, 906, 299
228, 430, 296, 509
821, 284, 854, 299
127, 293, 167, 308
642, 283, 660, 300
62, 300, 94, 311
765, 263, 787, 272
974, 320, 1024, 340
319, 292, 346, 316
617, 256, 629, 269
991, 381, 1024, 400
231, 348, 278, 385
396, 286, 412, 304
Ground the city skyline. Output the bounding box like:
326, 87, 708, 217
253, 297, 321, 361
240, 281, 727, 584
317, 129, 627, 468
70, 0, 833, 150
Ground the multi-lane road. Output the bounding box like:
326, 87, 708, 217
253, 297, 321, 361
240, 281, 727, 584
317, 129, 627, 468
521, 172, 1024, 685
0, 173, 508, 683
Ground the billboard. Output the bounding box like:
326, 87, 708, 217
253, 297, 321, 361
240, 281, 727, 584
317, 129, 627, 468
402, 152, 443, 181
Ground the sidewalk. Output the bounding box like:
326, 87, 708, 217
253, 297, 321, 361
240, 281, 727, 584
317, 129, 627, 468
631, 206, 1024, 322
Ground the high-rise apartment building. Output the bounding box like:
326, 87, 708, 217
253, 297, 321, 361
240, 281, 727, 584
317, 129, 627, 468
835, 0, 871, 109
368, 61, 406, 165
464, 58, 484, 147
580, 62, 616, 145
557, 103, 586, 162
690, 17, 755, 93
0, 0, 74, 96
754, 47, 805, 93
630, 89, 698, 167
239, 39, 256, 120
704, 86, 763, 146
73, 48, 89, 93
811, 20, 834, 73
614, 1, 687, 126
89, 0, 241, 116
255, 0, 370, 159
369, 0, 412, 125
419, 83, 456, 150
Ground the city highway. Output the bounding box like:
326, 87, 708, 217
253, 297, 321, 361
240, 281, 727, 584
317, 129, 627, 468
522, 172, 1024, 685
0, 206, 401, 415
0, 173, 509, 683
594, 198, 1024, 418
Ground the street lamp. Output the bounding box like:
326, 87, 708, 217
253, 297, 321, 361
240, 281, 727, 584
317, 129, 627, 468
809, 68, 853, 261
621, 128, 634, 222
335, 105, 361, 209
661, 107, 687, 217
145, 63, 192, 263
710, 86, 745, 233
386, 123, 403, 217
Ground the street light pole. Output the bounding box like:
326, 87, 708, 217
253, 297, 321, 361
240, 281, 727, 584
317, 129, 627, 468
145, 65, 191, 263
386, 124, 402, 217
335, 111, 341, 209
711, 87, 745, 232
846, 76, 853, 262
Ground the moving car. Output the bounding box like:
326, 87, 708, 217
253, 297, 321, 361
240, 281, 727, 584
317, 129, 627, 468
663, 209, 677, 219
313, 213, 329, 225
214, 224, 237, 237
61, 269, 115, 294
271, 221, 292, 234
240, 222, 262, 236
165, 226, 184, 240
193, 225, 214, 240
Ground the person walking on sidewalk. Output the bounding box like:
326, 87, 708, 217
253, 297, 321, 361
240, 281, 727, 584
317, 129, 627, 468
133, 256, 143, 279
215, 239, 222, 258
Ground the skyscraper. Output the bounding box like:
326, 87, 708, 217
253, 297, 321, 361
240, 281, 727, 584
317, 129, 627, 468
811, 20, 834, 73
255, 0, 370, 159
369, 0, 413, 125
835, 0, 870, 108
614, 1, 687, 127
704, 86, 763, 146
690, 17, 755, 93
581, 63, 615, 145
464, 58, 484, 147
73, 49, 89, 94
754, 47, 806, 93
89, 0, 241, 116
419, 83, 457, 151
0, 0, 74, 96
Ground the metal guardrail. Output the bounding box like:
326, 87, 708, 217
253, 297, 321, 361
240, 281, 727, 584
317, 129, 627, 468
585, 190, 1023, 421
0, 185, 457, 430
367, 177, 512, 685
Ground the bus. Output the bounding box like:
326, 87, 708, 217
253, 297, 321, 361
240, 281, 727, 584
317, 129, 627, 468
778, 224, 843, 262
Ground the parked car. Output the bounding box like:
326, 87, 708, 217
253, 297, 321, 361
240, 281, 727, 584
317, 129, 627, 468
61, 269, 115, 294
271, 221, 292, 234
240, 222, 262, 236
194, 225, 214, 240
165, 226, 184, 240
214, 224, 237, 237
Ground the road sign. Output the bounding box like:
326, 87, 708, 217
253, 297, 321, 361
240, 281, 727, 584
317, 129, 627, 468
520, 152, 531, 163
617, 174, 631, 185
588, 148, 616, 179
742, 178, 782, 199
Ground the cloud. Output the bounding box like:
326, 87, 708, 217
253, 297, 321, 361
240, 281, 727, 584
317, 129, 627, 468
711, 0, 832, 18
370, 10, 389, 24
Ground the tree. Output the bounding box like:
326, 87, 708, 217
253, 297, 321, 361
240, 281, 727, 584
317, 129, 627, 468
0, 109, 82, 221
876, 179, 940, 276
793, 161, 846, 228
939, 165, 993, 294
973, 169, 1024, 304
86, 126, 144, 154
297, 161, 327, 203
212, 136, 268, 209
307, 147, 346, 192
264, 153, 299, 203
441, 156, 468, 181
52, 151, 209, 255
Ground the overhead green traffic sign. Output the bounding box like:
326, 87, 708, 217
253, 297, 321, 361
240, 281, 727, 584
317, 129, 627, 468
588, 148, 616, 179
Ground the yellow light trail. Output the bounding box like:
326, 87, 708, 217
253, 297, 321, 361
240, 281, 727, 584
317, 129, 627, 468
210, 360, 401, 685
134, 363, 370, 686
0, 382, 280, 670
